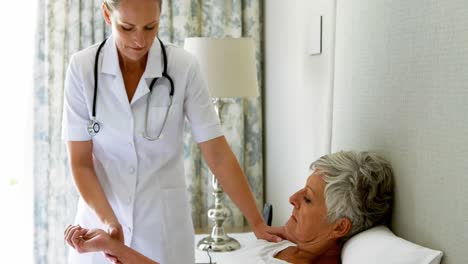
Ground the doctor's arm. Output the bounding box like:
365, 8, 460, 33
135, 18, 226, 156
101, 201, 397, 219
199, 136, 282, 242
66, 141, 124, 244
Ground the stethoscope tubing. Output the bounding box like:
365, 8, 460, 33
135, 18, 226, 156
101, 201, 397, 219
90, 37, 174, 139
92, 38, 108, 119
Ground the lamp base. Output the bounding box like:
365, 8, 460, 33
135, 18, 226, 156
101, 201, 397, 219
197, 234, 241, 252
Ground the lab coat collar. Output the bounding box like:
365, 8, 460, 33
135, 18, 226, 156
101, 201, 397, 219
101, 34, 163, 79
143, 38, 163, 79
101, 35, 119, 76
130, 39, 164, 104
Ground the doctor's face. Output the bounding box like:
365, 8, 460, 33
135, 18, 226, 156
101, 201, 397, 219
284, 170, 336, 244
103, 0, 160, 62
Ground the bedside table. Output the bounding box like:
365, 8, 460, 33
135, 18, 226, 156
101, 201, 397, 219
194, 228, 255, 264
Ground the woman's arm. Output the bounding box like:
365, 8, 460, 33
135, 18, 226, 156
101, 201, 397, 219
65, 225, 158, 264
199, 136, 281, 242
110, 242, 159, 264
66, 141, 123, 242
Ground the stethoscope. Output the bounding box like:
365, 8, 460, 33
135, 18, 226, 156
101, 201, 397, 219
88, 37, 174, 140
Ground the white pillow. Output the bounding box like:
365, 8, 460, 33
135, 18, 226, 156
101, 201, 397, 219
342, 225, 443, 264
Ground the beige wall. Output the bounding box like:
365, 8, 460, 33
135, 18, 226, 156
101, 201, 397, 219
265, 1, 467, 263
332, 1, 468, 263
264, 0, 336, 226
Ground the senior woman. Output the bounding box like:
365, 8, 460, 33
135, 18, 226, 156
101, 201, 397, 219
227, 150, 394, 263
65, 151, 394, 263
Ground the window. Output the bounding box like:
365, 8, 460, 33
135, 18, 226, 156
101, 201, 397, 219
0, 2, 36, 263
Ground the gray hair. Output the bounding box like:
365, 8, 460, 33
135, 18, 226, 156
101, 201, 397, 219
104, 0, 162, 12
311, 151, 394, 240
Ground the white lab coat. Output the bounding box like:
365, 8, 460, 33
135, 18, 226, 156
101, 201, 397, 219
62, 35, 222, 264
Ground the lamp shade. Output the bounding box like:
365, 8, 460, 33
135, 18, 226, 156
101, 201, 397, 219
184, 37, 259, 98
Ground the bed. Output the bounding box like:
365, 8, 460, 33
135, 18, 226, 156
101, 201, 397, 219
194, 226, 443, 264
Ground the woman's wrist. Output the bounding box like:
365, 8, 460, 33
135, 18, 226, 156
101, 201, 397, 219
105, 238, 124, 257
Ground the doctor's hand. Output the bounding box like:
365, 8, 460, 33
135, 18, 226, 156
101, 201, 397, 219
104, 222, 124, 263
105, 222, 124, 243
252, 221, 283, 243
263, 225, 288, 240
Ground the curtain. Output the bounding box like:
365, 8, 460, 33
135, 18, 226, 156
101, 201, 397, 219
33, 0, 263, 263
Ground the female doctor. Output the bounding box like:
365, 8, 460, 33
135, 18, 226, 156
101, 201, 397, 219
62, 0, 280, 263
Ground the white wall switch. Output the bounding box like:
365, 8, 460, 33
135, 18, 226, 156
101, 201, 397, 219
308, 15, 322, 55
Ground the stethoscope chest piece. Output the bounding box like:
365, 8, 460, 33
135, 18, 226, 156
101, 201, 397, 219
87, 118, 100, 136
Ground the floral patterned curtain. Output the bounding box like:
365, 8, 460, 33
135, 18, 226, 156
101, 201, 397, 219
33, 0, 263, 262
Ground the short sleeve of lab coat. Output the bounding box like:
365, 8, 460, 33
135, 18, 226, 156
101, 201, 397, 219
184, 59, 223, 143
61, 55, 92, 141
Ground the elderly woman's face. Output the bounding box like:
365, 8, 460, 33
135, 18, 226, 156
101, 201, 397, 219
103, 0, 160, 62
284, 170, 335, 243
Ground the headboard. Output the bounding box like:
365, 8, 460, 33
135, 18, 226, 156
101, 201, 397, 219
331, 1, 468, 263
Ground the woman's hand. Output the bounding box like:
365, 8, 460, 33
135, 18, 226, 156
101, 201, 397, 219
252, 221, 284, 243
65, 224, 86, 251
65, 225, 112, 253
65, 225, 123, 263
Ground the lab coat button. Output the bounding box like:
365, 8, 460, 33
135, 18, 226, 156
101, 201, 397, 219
129, 167, 135, 174
127, 226, 132, 233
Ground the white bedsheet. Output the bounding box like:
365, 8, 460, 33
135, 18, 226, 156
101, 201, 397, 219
194, 232, 294, 264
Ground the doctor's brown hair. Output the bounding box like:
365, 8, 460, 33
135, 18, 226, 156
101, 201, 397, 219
104, 0, 162, 12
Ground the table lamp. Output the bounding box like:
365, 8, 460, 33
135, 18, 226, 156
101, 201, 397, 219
184, 37, 259, 252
